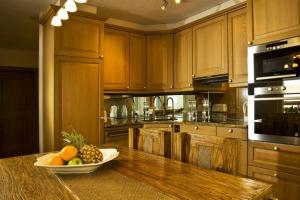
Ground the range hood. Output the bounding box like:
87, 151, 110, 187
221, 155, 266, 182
193, 74, 229, 84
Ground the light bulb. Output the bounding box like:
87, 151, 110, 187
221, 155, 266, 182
161, 5, 166, 10
175, 0, 181, 4
51, 15, 62, 27
65, 0, 77, 12
74, 0, 87, 3
57, 8, 69, 20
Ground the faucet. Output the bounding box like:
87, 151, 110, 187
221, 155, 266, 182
152, 96, 165, 119
167, 97, 175, 120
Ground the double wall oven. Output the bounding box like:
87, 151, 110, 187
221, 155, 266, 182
248, 37, 300, 145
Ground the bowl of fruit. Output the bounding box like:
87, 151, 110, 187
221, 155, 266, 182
34, 129, 119, 174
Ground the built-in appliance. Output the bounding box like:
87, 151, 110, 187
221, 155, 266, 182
248, 37, 300, 83
104, 126, 129, 147
248, 37, 300, 145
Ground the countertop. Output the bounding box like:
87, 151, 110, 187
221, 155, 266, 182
0, 145, 272, 200
105, 117, 248, 129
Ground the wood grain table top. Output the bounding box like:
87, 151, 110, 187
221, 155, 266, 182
0, 145, 272, 200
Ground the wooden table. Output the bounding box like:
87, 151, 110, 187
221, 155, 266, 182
0, 145, 272, 200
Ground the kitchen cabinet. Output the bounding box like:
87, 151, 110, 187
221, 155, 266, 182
41, 10, 104, 150
55, 56, 101, 147
129, 33, 147, 90
104, 28, 129, 90
248, 0, 300, 44
147, 34, 174, 91
193, 16, 228, 78
174, 28, 193, 90
249, 166, 300, 200
54, 15, 102, 59
228, 8, 248, 87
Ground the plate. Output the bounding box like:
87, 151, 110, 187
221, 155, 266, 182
34, 148, 119, 174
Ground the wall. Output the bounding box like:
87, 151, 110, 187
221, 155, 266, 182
0, 48, 38, 68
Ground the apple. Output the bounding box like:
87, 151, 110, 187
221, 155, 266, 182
68, 157, 83, 166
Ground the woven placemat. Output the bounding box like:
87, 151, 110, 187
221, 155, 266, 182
58, 166, 176, 200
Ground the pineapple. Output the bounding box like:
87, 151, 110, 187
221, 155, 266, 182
61, 129, 103, 164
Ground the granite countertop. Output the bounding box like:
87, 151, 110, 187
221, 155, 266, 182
105, 117, 248, 129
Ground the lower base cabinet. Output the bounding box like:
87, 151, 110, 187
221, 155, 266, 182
248, 166, 300, 200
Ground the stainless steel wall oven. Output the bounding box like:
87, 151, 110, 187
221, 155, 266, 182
248, 37, 300, 145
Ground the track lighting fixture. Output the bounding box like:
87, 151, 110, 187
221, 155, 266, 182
57, 8, 69, 20
161, 0, 168, 10
65, 0, 77, 12
51, 15, 62, 26
175, 0, 181, 3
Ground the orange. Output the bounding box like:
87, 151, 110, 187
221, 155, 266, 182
60, 145, 78, 161
48, 154, 64, 166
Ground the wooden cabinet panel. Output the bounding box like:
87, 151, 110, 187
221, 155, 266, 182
228, 8, 248, 87
249, 141, 300, 176
104, 29, 129, 90
249, 166, 300, 200
217, 127, 247, 140
174, 28, 193, 89
129, 33, 147, 90
55, 15, 103, 58
193, 16, 228, 77
180, 124, 216, 136
55, 57, 101, 148
248, 0, 300, 44
147, 34, 174, 90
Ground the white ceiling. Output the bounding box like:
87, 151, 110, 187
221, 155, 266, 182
0, 0, 231, 51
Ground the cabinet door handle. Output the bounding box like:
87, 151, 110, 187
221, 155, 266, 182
170, 85, 173, 89
273, 173, 278, 177
189, 83, 192, 87
273, 146, 278, 151
194, 126, 199, 130
100, 54, 104, 59
248, 41, 252, 45
127, 86, 130, 89
144, 86, 147, 89
228, 129, 233, 133
168, 125, 172, 128
228, 79, 233, 83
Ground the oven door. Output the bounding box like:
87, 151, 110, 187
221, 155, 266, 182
248, 94, 300, 145
104, 127, 129, 147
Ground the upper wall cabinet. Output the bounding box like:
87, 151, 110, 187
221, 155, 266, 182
147, 34, 174, 91
129, 33, 147, 91
55, 15, 103, 59
193, 16, 228, 78
174, 28, 193, 90
248, 0, 300, 44
104, 29, 129, 90
228, 8, 248, 87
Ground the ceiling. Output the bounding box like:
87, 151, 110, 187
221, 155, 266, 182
0, 0, 230, 51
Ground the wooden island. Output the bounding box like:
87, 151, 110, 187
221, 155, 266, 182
0, 145, 272, 200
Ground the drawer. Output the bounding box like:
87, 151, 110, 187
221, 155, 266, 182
217, 127, 247, 140
142, 123, 172, 131
180, 124, 216, 136
249, 141, 300, 176
248, 166, 300, 200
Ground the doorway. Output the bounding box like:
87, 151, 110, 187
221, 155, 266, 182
0, 67, 38, 158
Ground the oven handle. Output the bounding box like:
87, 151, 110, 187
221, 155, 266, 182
254, 97, 300, 101
106, 132, 128, 137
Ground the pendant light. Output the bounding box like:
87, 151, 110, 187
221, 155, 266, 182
51, 15, 62, 26
57, 8, 69, 20
175, 0, 181, 3
74, 0, 87, 3
65, 0, 77, 12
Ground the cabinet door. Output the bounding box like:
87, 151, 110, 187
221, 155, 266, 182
55, 15, 103, 58
174, 28, 193, 90
248, 166, 300, 200
129, 33, 147, 91
147, 34, 174, 90
55, 56, 101, 148
249, 0, 300, 44
228, 8, 248, 87
104, 29, 129, 90
193, 16, 228, 78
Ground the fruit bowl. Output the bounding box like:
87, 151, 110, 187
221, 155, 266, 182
34, 148, 119, 174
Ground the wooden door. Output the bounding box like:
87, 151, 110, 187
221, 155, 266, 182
0, 68, 38, 158
248, 0, 300, 44
104, 29, 129, 90
193, 16, 228, 77
55, 15, 103, 59
55, 56, 102, 148
129, 33, 147, 91
228, 8, 248, 87
174, 28, 193, 89
248, 166, 300, 200
147, 34, 173, 90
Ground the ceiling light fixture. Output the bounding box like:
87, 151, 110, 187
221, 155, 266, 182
161, 0, 168, 10
57, 8, 69, 20
175, 0, 181, 4
51, 15, 62, 26
65, 0, 77, 12
74, 0, 87, 3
